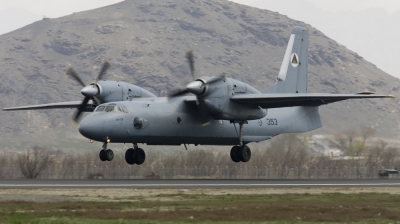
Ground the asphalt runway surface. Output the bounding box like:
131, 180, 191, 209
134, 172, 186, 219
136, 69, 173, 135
0, 179, 400, 189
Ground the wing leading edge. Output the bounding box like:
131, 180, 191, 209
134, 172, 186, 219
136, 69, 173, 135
231, 93, 394, 109
2, 100, 96, 112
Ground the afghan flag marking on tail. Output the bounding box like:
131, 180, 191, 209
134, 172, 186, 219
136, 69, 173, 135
290, 53, 299, 67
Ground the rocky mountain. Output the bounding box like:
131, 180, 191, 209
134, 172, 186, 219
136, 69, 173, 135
0, 0, 399, 150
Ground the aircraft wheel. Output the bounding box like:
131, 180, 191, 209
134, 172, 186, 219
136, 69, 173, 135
99, 150, 107, 161
106, 149, 114, 161
134, 148, 146, 165
230, 146, 241, 163
239, 145, 251, 162
125, 148, 135, 165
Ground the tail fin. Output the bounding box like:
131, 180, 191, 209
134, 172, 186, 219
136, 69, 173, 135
262, 26, 309, 94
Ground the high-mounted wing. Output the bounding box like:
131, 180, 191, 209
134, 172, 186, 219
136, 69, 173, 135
231, 93, 394, 109
2, 100, 96, 112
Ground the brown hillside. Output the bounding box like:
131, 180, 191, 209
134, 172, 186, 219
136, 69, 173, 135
0, 0, 399, 149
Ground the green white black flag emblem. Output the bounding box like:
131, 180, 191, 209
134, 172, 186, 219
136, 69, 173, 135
290, 53, 299, 67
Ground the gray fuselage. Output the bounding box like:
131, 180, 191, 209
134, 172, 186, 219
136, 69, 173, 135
78, 97, 321, 146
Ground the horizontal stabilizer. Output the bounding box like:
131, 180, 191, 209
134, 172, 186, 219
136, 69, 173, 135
2, 100, 96, 112
231, 93, 394, 109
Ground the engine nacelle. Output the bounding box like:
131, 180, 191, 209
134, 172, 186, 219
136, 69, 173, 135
95, 80, 156, 103
197, 77, 268, 121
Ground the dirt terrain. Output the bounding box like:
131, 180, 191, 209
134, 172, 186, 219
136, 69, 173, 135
1, 187, 400, 202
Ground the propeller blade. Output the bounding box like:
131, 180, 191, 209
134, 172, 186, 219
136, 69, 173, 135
186, 50, 195, 80
96, 60, 111, 82
66, 67, 86, 87
168, 89, 190, 98
73, 97, 90, 123
195, 96, 200, 105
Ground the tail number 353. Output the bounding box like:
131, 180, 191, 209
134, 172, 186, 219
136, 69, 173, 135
266, 118, 278, 125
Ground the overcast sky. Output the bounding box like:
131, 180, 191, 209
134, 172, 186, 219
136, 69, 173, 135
231, 0, 400, 14
0, 0, 399, 78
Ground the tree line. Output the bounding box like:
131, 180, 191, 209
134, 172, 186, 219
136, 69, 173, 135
1, 126, 399, 179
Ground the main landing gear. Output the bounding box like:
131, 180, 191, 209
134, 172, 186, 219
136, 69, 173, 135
230, 121, 251, 163
125, 143, 146, 165
99, 142, 114, 161
230, 145, 251, 163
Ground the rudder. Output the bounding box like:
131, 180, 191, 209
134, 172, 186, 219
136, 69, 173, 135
262, 26, 309, 94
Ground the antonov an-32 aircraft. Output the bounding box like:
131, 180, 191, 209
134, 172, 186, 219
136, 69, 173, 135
3, 27, 394, 165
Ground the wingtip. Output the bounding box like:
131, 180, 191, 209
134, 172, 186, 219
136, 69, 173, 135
358, 90, 375, 95
387, 95, 395, 98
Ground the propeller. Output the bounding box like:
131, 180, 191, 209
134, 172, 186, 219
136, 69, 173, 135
66, 60, 111, 123
168, 50, 223, 104
167, 50, 225, 127
186, 50, 195, 80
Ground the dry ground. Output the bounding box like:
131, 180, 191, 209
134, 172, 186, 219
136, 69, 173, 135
1, 188, 400, 223
1, 187, 400, 202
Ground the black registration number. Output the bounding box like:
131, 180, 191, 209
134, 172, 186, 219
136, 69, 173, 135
266, 118, 278, 125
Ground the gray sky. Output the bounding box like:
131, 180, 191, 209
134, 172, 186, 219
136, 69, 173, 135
230, 0, 400, 78
231, 0, 400, 14
0, 0, 123, 18
0, 0, 398, 78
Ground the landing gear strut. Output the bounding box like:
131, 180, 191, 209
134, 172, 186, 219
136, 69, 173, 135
99, 142, 114, 161
230, 121, 251, 163
125, 143, 146, 165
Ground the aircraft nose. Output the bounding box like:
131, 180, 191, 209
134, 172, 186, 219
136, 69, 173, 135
78, 116, 100, 140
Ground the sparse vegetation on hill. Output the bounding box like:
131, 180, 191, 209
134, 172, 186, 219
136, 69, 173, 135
0, 0, 398, 150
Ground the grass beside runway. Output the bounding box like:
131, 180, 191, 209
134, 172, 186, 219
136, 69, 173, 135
1, 191, 400, 223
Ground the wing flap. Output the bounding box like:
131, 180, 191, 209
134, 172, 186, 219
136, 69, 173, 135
231, 93, 394, 109
3, 100, 96, 112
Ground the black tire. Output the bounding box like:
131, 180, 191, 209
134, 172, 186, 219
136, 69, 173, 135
239, 145, 251, 162
230, 146, 241, 163
125, 148, 135, 165
106, 149, 114, 161
99, 150, 107, 161
134, 148, 146, 165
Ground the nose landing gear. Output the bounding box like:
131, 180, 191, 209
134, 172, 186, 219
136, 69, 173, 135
125, 144, 146, 165
99, 142, 114, 161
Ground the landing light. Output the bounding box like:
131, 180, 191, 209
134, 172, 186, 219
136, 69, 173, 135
90, 139, 94, 143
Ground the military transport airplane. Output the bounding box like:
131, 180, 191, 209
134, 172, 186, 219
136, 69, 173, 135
3, 26, 394, 165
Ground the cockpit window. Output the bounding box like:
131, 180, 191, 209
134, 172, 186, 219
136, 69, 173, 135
105, 106, 115, 112
96, 105, 128, 113
120, 106, 129, 113
95, 106, 105, 112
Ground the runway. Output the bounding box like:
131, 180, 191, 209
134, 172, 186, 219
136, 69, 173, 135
0, 179, 400, 188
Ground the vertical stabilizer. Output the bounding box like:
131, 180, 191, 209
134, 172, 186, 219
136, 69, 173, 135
262, 26, 309, 93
